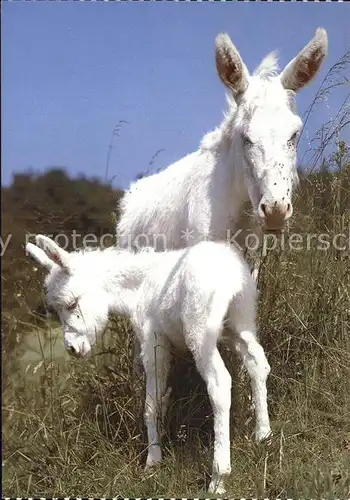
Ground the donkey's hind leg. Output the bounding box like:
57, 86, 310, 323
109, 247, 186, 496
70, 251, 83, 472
229, 299, 271, 442
189, 328, 232, 494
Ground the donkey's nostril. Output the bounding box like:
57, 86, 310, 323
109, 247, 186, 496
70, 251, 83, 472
259, 200, 292, 229
285, 203, 293, 218
68, 345, 77, 356
260, 203, 267, 217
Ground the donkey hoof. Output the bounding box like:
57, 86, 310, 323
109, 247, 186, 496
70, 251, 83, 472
144, 461, 160, 474
144, 447, 162, 472
255, 427, 273, 443
208, 477, 226, 495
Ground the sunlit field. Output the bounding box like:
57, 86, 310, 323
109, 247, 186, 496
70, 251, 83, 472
2, 55, 349, 498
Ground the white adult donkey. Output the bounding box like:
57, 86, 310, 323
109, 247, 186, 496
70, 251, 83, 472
117, 28, 328, 370
27, 235, 271, 494
117, 28, 328, 249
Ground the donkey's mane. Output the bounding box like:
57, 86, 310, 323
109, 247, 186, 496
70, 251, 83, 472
252, 51, 280, 79
200, 52, 282, 151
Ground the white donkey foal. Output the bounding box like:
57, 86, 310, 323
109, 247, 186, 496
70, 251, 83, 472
27, 235, 271, 494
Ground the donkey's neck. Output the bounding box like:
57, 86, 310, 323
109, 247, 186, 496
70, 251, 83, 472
201, 106, 249, 230
98, 248, 157, 317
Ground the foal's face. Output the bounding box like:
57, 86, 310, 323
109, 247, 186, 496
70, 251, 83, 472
44, 266, 109, 358
26, 236, 110, 359
236, 78, 302, 231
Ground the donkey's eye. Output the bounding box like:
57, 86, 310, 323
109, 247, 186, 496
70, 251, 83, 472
46, 304, 56, 315
242, 135, 253, 148
287, 132, 298, 147
45, 304, 59, 320
66, 298, 79, 311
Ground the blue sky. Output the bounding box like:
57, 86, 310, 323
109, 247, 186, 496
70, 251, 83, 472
2, 2, 349, 190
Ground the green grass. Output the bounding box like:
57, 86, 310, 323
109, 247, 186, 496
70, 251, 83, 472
2, 138, 350, 496
3, 234, 350, 497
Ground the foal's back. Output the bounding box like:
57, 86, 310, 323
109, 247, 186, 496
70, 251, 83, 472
133, 241, 253, 348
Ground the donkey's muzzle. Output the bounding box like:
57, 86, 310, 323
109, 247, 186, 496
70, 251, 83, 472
67, 344, 80, 357
258, 200, 292, 230
64, 331, 91, 358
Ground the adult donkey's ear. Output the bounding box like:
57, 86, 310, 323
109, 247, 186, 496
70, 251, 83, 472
280, 28, 328, 92
215, 33, 250, 96
34, 234, 73, 275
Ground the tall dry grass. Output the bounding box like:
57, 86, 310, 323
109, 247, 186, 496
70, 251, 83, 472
2, 54, 350, 498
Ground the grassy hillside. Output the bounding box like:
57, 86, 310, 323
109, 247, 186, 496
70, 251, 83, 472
2, 151, 349, 497
2, 79, 350, 497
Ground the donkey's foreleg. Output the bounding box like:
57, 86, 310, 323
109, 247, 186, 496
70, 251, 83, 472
251, 254, 262, 283
132, 336, 144, 380
141, 331, 172, 469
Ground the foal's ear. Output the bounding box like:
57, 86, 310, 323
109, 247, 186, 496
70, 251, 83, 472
26, 242, 54, 271
215, 33, 250, 96
280, 28, 328, 92
35, 234, 73, 274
